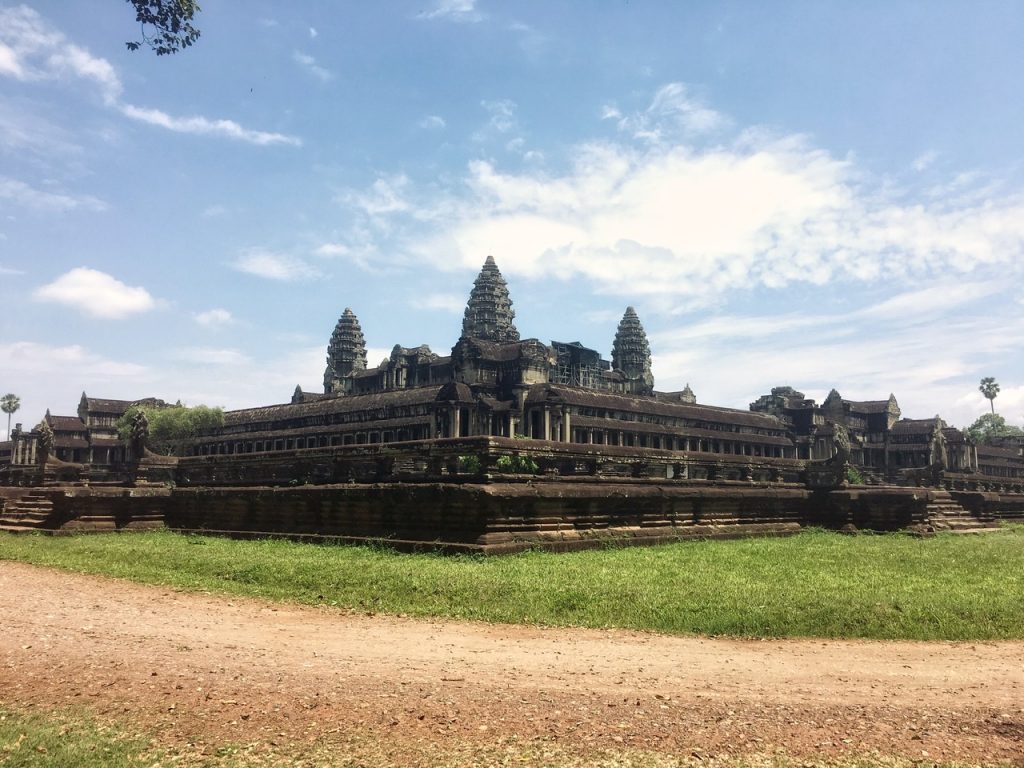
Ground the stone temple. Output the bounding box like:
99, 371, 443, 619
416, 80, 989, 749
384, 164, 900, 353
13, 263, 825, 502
1, 256, 1022, 550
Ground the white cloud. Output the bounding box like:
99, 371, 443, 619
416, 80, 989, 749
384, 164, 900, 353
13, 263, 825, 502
0, 264, 25, 275
0, 7, 301, 148
413, 293, 465, 314
0, 340, 147, 378
309, 26, 318, 38
418, 114, 447, 130
231, 250, 319, 281
119, 104, 301, 147
0, 176, 106, 212
336, 86, 1024, 306
201, 204, 228, 218
33, 267, 156, 318
912, 150, 938, 172
612, 82, 726, 141
0, 6, 122, 103
417, 0, 482, 23
172, 347, 251, 366
481, 99, 517, 133
340, 174, 412, 216
293, 51, 332, 82
194, 308, 235, 328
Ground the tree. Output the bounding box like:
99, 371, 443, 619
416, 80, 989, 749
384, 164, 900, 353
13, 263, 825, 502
116, 402, 223, 455
978, 377, 1000, 414
126, 0, 201, 56
965, 413, 1024, 444
1, 393, 20, 441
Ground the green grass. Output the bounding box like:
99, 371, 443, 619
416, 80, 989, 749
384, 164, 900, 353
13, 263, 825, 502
0, 706, 157, 767
1, 527, 1023, 640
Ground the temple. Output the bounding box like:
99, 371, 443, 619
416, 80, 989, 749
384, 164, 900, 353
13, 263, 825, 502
2, 256, 1022, 549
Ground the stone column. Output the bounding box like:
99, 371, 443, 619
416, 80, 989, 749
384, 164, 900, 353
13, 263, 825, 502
563, 408, 572, 443
543, 408, 551, 441
452, 407, 461, 439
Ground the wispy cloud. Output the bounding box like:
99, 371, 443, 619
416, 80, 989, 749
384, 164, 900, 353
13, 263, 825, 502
293, 51, 332, 82
413, 293, 465, 314
119, 104, 301, 146
34, 267, 156, 318
0, 176, 106, 212
0, 5, 121, 103
912, 150, 938, 172
0, 340, 147, 378
481, 99, 517, 134
418, 114, 447, 130
339, 174, 412, 216
0, 6, 301, 148
417, 0, 482, 23
231, 249, 319, 281
604, 82, 726, 141
194, 308, 235, 328
0, 265, 25, 276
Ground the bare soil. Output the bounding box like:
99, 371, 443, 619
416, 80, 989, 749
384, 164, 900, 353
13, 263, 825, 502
1, 561, 1022, 765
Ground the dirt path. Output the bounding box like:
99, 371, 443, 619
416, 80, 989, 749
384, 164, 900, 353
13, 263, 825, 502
1, 561, 1022, 765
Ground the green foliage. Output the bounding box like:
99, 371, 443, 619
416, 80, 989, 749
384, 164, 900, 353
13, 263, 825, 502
125, 0, 201, 55
978, 376, 1000, 414
845, 466, 865, 485
965, 412, 1024, 444
116, 403, 223, 455
4, 526, 1023, 641
495, 454, 540, 474
456, 454, 481, 474
1, 392, 19, 440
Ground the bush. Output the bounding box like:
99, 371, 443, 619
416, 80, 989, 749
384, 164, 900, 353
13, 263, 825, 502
456, 455, 481, 474
495, 454, 539, 474
846, 465, 866, 485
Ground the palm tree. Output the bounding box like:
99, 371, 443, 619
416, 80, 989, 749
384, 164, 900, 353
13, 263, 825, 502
979, 377, 1000, 415
1, 393, 20, 441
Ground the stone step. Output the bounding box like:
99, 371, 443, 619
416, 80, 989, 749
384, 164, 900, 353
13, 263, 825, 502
0, 524, 48, 534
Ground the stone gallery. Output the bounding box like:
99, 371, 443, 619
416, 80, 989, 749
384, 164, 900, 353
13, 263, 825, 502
2, 257, 1022, 551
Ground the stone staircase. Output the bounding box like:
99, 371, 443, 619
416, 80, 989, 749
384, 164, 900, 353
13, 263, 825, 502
0, 491, 57, 533
926, 489, 1000, 533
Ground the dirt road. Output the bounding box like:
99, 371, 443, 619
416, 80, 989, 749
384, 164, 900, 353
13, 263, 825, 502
1, 561, 1022, 764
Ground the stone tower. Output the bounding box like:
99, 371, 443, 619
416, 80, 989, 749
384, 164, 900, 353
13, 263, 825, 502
324, 308, 368, 394
461, 256, 520, 342
611, 306, 654, 395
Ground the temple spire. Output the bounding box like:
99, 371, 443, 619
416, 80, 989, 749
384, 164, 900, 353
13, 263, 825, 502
611, 306, 654, 395
324, 307, 367, 394
461, 255, 520, 342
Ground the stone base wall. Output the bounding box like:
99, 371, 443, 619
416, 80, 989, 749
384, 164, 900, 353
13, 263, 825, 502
167, 481, 811, 554
809, 486, 930, 530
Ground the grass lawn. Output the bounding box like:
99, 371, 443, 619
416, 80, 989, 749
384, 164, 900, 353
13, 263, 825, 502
1, 526, 1022, 641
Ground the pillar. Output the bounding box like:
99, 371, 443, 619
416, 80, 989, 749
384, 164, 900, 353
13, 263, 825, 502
452, 407, 461, 439
563, 408, 572, 443
543, 408, 551, 441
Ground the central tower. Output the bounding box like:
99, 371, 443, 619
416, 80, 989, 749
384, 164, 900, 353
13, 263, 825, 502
461, 255, 520, 342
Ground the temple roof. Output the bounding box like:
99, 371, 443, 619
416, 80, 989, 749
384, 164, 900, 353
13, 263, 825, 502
46, 414, 87, 432
529, 384, 787, 432
221, 385, 448, 429
461, 256, 520, 343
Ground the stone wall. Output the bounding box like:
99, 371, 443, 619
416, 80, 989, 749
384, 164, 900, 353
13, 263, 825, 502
166, 481, 811, 554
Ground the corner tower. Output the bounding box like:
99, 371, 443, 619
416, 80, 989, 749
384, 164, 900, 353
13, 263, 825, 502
324, 308, 367, 394
461, 256, 520, 342
611, 306, 654, 395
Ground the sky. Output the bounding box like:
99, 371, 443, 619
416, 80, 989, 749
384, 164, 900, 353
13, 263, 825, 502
2, 0, 1023, 436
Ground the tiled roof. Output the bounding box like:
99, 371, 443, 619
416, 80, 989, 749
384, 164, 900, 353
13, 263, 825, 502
533, 385, 787, 431
47, 415, 86, 431
222, 385, 447, 428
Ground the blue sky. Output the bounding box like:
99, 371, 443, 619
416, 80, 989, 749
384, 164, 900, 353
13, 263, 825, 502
2, 0, 1023, 434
